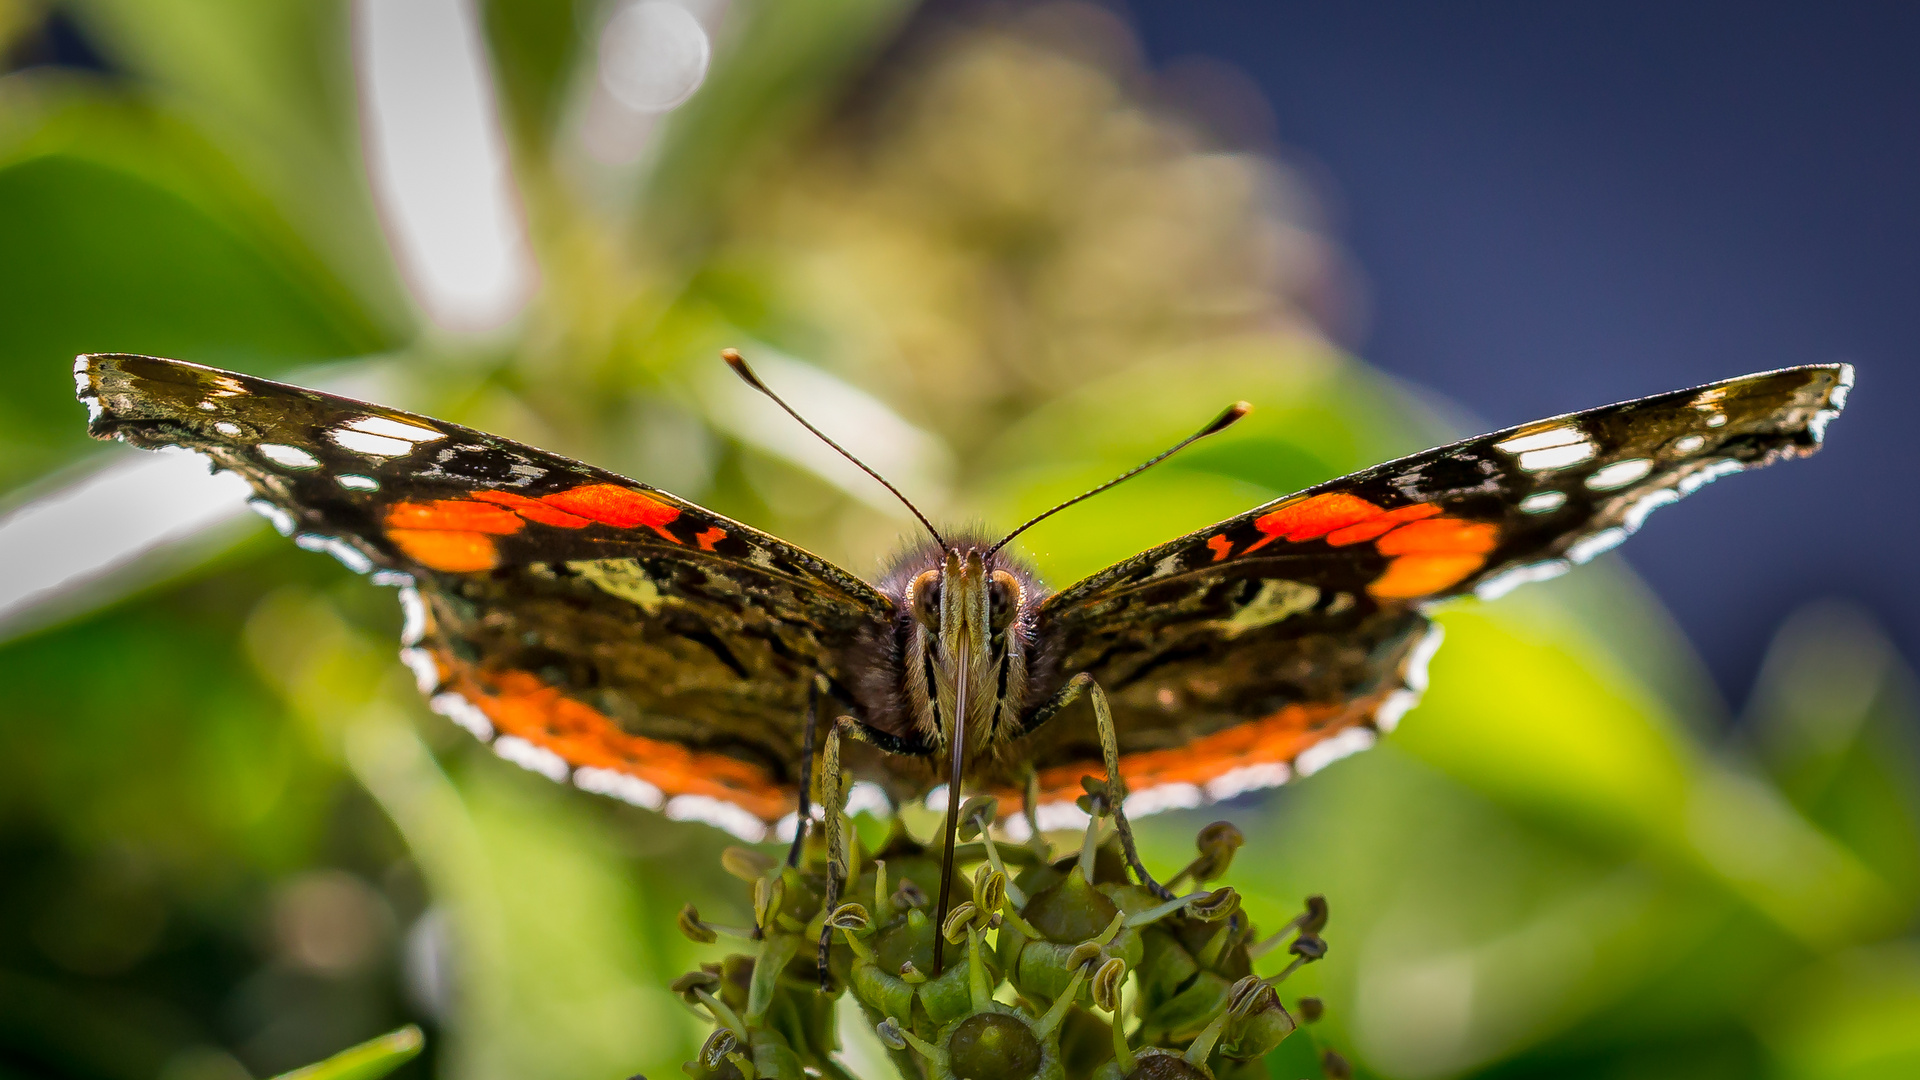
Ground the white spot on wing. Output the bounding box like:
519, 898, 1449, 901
1203, 762, 1291, 802
1495, 426, 1586, 454
1474, 559, 1570, 601
1566, 528, 1628, 564
1677, 458, 1744, 495
845, 781, 891, 818
1373, 689, 1422, 734
1518, 490, 1567, 514
398, 586, 428, 645
338, 474, 380, 492
1293, 726, 1377, 777
259, 444, 320, 469
1033, 801, 1091, 832
493, 735, 571, 783
1704, 411, 1727, 428
1585, 458, 1653, 491
247, 499, 296, 536
330, 429, 416, 457
666, 795, 768, 841
344, 415, 445, 442
1809, 407, 1840, 442
295, 533, 374, 574
372, 570, 414, 587
1122, 783, 1202, 818
1518, 442, 1596, 472
430, 692, 494, 740
213, 421, 244, 438
1623, 488, 1681, 531
399, 646, 440, 694
1403, 624, 1445, 694
1670, 434, 1705, 455
774, 813, 801, 843
574, 766, 664, 810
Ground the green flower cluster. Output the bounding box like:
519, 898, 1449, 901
671, 789, 1347, 1080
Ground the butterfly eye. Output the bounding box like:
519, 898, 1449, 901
989, 570, 1021, 631
910, 570, 941, 628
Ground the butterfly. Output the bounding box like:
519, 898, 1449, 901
76, 351, 1849, 931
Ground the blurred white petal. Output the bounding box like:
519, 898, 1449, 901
0, 451, 253, 630
577, 0, 718, 165
355, 0, 535, 332
600, 2, 710, 112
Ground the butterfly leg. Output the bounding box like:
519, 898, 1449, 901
815, 714, 856, 990
785, 678, 824, 869
1040, 673, 1173, 899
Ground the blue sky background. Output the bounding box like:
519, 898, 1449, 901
1130, 2, 1920, 708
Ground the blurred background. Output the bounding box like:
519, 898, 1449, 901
0, 2, 1914, 1079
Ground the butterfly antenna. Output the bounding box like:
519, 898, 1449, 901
723, 349, 948, 553
985, 400, 1251, 558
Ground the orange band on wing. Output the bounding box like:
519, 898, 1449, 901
1367, 554, 1484, 598
1375, 518, 1499, 555
1245, 493, 1383, 553
1015, 700, 1352, 807
386, 499, 526, 534
542, 484, 682, 542
389, 529, 500, 572
448, 665, 791, 822
472, 490, 593, 528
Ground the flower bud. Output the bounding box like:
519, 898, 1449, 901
721, 846, 776, 882
699, 1029, 741, 1067
874, 1017, 907, 1051
1190, 822, 1244, 884
678, 904, 718, 944
946, 1012, 1043, 1080
1289, 933, 1327, 961
752, 875, 786, 931
1092, 956, 1127, 1011
943, 902, 979, 943
1322, 1049, 1353, 1079
1216, 975, 1297, 1062
671, 969, 723, 1004
957, 795, 999, 840
1301, 894, 1328, 934
1297, 996, 1324, 1023
826, 903, 870, 932
1186, 887, 1240, 922
975, 866, 1009, 914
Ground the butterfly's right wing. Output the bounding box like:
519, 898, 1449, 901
1013, 364, 1850, 813
80, 353, 900, 838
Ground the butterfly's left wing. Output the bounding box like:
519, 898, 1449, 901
78, 353, 898, 839
1014, 364, 1850, 814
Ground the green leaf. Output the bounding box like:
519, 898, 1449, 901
481, 0, 595, 151
1749, 601, 1920, 907
66, 0, 411, 331
270, 1025, 424, 1080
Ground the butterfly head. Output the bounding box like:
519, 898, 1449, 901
890, 538, 1043, 756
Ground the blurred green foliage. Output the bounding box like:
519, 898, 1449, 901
0, 2, 1915, 1079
